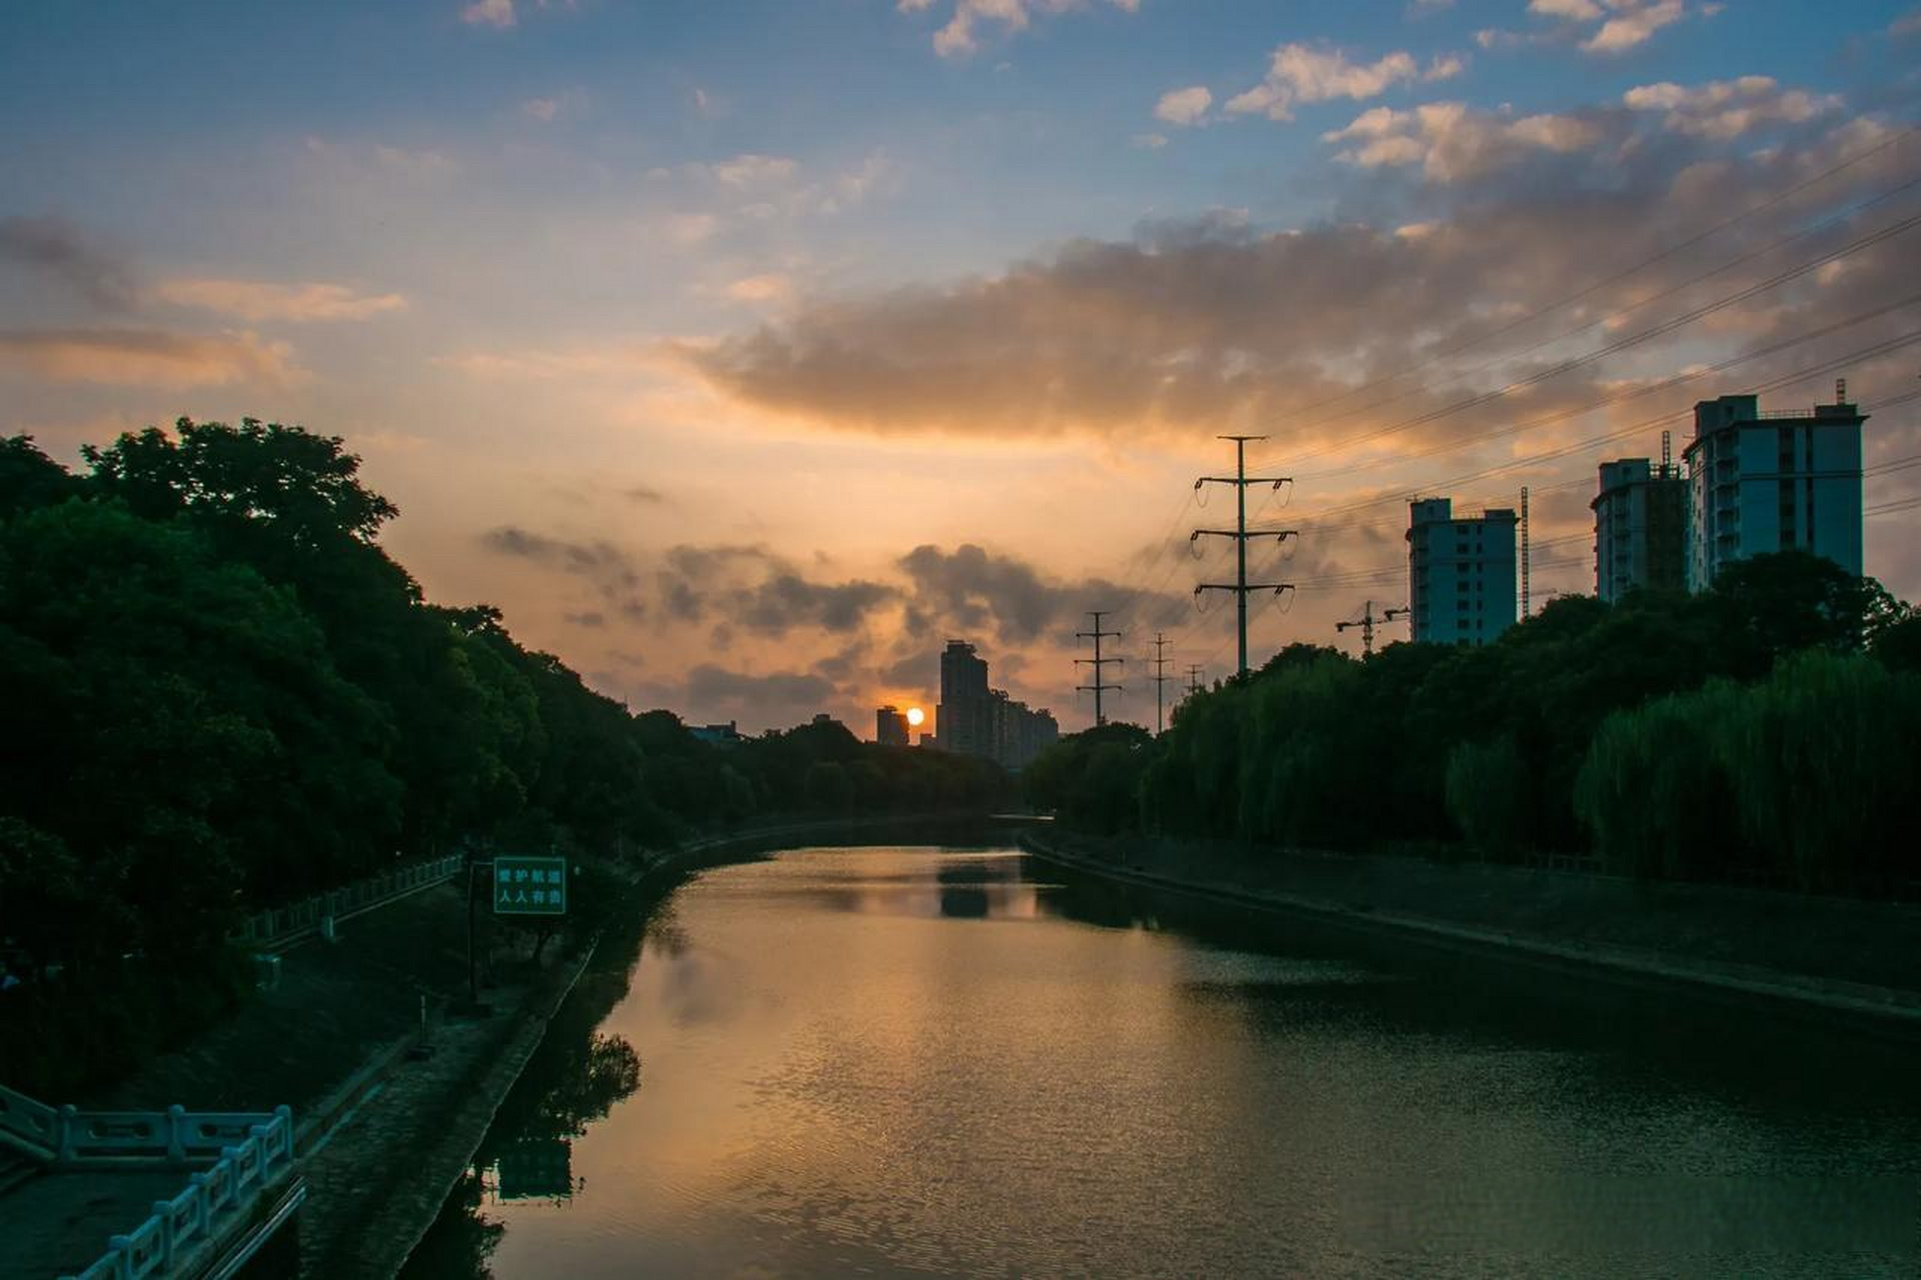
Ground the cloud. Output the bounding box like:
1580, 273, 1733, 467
684, 106, 1916, 452
461, 0, 516, 29
0, 215, 138, 309
1623, 76, 1841, 140
899, 542, 1185, 643
482, 526, 640, 583
623, 485, 666, 504
661, 212, 719, 246
1584, 0, 1684, 52
1323, 101, 1605, 182
151, 277, 408, 322
652, 543, 897, 637
1530, 0, 1603, 17
1155, 86, 1213, 127
1895, 8, 1921, 38
303, 136, 457, 181
1407, 0, 1455, 15
521, 97, 559, 122
0, 328, 304, 387
1525, 0, 1695, 54
708, 154, 799, 187
726, 273, 795, 304
901, 0, 1139, 59
1225, 42, 1464, 122
436, 344, 645, 379
1133, 132, 1169, 149
684, 665, 838, 715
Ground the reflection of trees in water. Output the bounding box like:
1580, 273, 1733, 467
400, 886, 668, 1278
644, 900, 692, 958
395, 1167, 504, 1280
523, 1033, 642, 1143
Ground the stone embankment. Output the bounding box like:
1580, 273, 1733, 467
1023, 831, 1921, 1036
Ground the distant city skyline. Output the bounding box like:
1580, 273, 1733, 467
4, 1, 1919, 732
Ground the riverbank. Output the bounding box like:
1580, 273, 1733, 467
312, 813, 1016, 1278
1021, 831, 1921, 1035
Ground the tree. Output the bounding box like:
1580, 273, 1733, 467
1708, 550, 1906, 662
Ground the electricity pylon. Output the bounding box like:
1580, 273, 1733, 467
1074, 609, 1123, 727
1194, 435, 1296, 678
1145, 633, 1172, 734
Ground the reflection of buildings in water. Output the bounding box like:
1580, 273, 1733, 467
488, 1139, 575, 1203
824, 854, 1045, 920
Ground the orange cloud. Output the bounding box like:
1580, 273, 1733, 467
152, 277, 408, 322
0, 328, 305, 388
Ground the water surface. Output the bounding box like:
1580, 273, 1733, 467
405, 845, 1919, 1277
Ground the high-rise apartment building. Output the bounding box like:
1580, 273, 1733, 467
934, 640, 1058, 770
937, 640, 991, 758
1406, 497, 1518, 646
1593, 456, 1687, 602
1683, 390, 1865, 591
875, 705, 910, 747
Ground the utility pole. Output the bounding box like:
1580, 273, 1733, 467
1145, 633, 1172, 734
1194, 435, 1296, 678
1075, 609, 1124, 727
1186, 664, 1205, 696
1336, 600, 1410, 657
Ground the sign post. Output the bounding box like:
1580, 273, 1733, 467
491, 855, 569, 916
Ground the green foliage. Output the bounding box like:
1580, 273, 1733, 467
1443, 736, 1532, 860
1025, 723, 1153, 834
0, 422, 1011, 1093
1574, 683, 1744, 881
1108, 551, 1916, 898
1575, 655, 1921, 892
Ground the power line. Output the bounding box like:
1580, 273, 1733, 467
1283, 166, 1921, 461
1297, 290, 1921, 486
1273, 125, 1920, 440
1276, 208, 1921, 474
1289, 330, 1921, 528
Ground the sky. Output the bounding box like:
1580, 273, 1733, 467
4, 0, 1921, 735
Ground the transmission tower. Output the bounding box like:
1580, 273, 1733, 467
1145, 633, 1172, 734
1186, 664, 1205, 696
1194, 435, 1296, 678
1074, 609, 1124, 727
1336, 600, 1410, 656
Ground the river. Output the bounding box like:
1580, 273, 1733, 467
401, 844, 1920, 1277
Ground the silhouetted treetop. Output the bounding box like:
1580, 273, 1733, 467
83, 417, 398, 545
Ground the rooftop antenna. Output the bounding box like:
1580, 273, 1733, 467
1836, 377, 1847, 406
1660, 429, 1673, 477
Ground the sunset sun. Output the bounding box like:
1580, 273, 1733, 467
906, 707, 925, 728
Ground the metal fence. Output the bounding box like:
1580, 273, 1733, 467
230, 853, 463, 949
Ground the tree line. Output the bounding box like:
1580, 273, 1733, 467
1025, 551, 1921, 897
0, 421, 1008, 1087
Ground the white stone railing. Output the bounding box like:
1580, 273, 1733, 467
0, 1085, 282, 1167
54, 1104, 296, 1280
231, 853, 462, 947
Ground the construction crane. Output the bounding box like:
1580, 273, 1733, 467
1335, 600, 1409, 656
